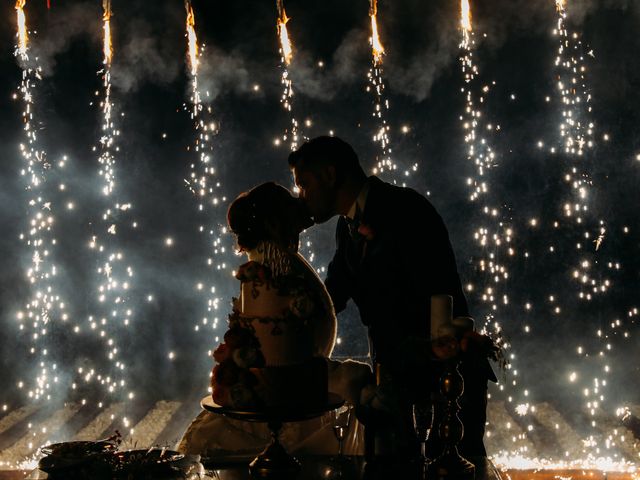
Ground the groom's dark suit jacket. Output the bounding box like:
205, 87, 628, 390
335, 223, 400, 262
326, 176, 469, 362
325, 176, 494, 457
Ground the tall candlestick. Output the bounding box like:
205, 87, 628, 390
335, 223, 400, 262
431, 295, 453, 340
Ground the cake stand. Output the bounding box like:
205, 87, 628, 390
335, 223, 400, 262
201, 393, 344, 479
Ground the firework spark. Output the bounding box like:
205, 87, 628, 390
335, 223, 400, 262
185, 1, 198, 77
457, 0, 525, 456
102, 0, 112, 66
13, 0, 70, 404
89, 0, 137, 405
276, 0, 301, 150
461, 0, 472, 49
365, 0, 402, 182
369, 0, 385, 66
15, 0, 28, 59
550, 0, 624, 449
181, 2, 228, 343
276, 2, 293, 66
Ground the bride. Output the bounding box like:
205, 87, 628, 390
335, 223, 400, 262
178, 182, 372, 458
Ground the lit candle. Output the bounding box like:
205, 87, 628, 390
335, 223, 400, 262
430, 295, 453, 339
453, 316, 475, 335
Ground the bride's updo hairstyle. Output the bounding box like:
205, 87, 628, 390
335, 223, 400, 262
227, 182, 309, 252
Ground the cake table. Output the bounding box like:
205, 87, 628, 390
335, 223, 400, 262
201, 393, 344, 479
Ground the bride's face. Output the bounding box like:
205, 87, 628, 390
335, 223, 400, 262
261, 194, 312, 251
283, 195, 314, 234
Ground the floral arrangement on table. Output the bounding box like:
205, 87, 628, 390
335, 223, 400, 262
38, 432, 203, 479
432, 327, 506, 368
359, 321, 507, 414
428, 321, 508, 392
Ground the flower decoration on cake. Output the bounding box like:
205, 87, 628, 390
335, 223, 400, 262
211, 250, 331, 410
236, 261, 270, 283
289, 294, 315, 318
211, 325, 266, 408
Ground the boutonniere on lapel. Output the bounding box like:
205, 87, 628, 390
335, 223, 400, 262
356, 223, 375, 241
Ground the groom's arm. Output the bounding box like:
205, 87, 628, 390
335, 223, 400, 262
398, 193, 469, 319
421, 204, 469, 318
325, 219, 352, 314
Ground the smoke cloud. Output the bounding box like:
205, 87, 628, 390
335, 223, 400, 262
286, 28, 369, 101
110, 18, 182, 93
196, 46, 253, 101
31, 1, 101, 76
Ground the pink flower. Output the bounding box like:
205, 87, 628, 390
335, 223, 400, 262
213, 343, 230, 363
232, 346, 259, 368
357, 223, 375, 241
212, 361, 240, 386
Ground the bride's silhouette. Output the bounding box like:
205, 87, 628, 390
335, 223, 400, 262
178, 182, 372, 458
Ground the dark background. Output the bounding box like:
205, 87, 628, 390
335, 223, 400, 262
0, 0, 638, 420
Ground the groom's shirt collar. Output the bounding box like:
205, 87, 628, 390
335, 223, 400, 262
345, 176, 372, 220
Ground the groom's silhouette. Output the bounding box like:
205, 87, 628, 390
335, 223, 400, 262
289, 136, 495, 459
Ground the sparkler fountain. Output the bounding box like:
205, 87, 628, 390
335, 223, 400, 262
182, 0, 230, 360
84, 0, 136, 407
0, 0, 77, 468
276, 0, 302, 151
12, 0, 71, 404
1, 0, 639, 473
455, 0, 534, 459
539, 0, 637, 462
478, 0, 638, 469
459, 0, 514, 326
273, 0, 324, 277
366, 0, 402, 184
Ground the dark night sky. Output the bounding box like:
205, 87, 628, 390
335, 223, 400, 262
0, 0, 639, 411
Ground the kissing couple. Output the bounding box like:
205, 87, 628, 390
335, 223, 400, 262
179, 136, 495, 460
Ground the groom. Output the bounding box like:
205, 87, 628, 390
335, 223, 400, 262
288, 136, 495, 459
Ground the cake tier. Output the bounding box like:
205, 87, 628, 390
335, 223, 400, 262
240, 281, 290, 318
235, 315, 314, 366
211, 357, 328, 409
250, 357, 328, 408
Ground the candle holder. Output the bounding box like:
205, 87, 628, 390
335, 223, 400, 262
427, 359, 475, 480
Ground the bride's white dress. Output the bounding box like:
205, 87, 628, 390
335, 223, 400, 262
177, 242, 372, 458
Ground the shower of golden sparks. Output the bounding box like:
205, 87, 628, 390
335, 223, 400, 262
550, 0, 622, 451
277, 5, 293, 66
461, 0, 472, 48
185, 1, 198, 77
275, 0, 301, 150
366, 0, 402, 182
184, 0, 202, 117
369, 0, 385, 66
102, 0, 113, 66
456, 0, 533, 460
15, 0, 28, 59
180, 1, 229, 341
81, 0, 140, 408
12, 0, 71, 406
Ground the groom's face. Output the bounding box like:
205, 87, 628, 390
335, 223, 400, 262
292, 164, 337, 224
